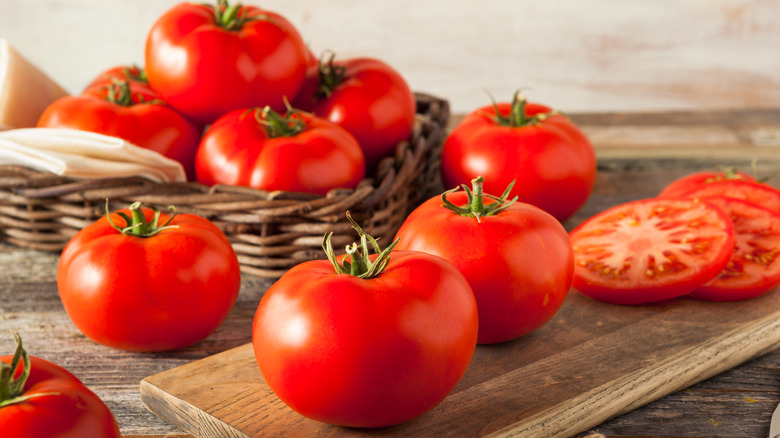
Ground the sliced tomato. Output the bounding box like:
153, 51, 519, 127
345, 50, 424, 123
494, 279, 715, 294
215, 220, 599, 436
667, 180, 780, 214
685, 196, 780, 301
570, 198, 735, 305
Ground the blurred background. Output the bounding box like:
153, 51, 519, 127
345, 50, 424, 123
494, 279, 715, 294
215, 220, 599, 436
1, 0, 779, 115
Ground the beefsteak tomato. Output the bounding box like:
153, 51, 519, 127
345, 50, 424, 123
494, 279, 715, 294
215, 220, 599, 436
294, 54, 416, 173
253, 213, 478, 428
686, 196, 780, 301
569, 197, 735, 305
195, 105, 365, 195
0, 332, 121, 438
37, 80, 202, 180
145, 0, 308, 124
441, 92, 596, 222
57, 201, 241, 352
394, 177, 573, 344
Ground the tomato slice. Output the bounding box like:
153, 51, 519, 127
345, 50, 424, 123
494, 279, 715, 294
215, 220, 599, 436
668, 180, 780, 214
686, 196, 780, 301
570, 198, 735, 305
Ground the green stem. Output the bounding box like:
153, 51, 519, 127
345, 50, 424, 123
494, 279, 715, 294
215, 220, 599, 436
323, 212, 398, 279
315, 51, 346, 99
105, 79, 133, 106
251, 99, 307, 138
210, 0, 271, 31
105, 199, 179, 238
489, 90, 560, 128
0, 332, 59, 408
122, 65, 148, 84
441, 176, 518, 222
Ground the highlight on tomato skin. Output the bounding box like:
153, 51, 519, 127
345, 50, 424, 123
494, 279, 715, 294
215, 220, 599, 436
685, 196, 780, 301
569, 197, 736, 305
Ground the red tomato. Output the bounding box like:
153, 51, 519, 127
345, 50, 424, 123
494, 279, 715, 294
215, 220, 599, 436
685, 196, 780, 301
145, 0, 308, 124
82, 64, 155, 96
658, 168, 757, 198
569, 197, 735, 305
0, 333, 121, 438
253, 215, 478, 428
394, 177, 573, 344
57, 202, 241, 352
441, 92, 596, 222
195, 106, 365, 195
665, 179, 780, 214
296, 54, 416, 173
37, 80, 202, 180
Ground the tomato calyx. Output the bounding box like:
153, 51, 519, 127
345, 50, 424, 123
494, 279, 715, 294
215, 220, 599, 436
102, 79, 163, 106
105, 199, 179, 238
209, 0, 266, 31
248, 102, 307, 138
122, 65, 148, 84
0, 332, 58, 408
323, 212, 399, 279
313, 51, 347, 99
489, 91, 560, 128
442, 176, 518, 222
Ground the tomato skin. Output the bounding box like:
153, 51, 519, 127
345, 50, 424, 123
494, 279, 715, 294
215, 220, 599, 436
394, 193, 573, 344
252, 250, 478, 428
686, 196, 780, 301
0, 355, 120, 438
195, 108, 365, 195
82, 65, 156, 96
666, 179, 780, 214
304, 57, 416, 173
36, 92, 202, 181
441, 102, 596, 222
570, 198, 735, 305
657, 169, 757, 198
57, 207, 241, 352
145, 2, 308, 125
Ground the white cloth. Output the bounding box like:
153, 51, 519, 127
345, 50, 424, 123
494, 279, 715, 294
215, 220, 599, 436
0, 128, 187, 183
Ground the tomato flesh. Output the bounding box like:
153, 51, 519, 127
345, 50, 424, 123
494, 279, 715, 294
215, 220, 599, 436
570, 198, 735, 305
686, 196, 780, 301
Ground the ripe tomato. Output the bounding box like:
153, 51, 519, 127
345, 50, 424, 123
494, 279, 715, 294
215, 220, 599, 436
295, 54, 416, 173
195, 106, 365, 195
82, 64, 155, 96
394, 177, 573, 344
569, 197, 735, 305
665, 179, 780, 214
57, 202, 241, 352
253, 214, 478, 428
685, 196, 780, 301
657, 167, 756, 198
1, 333, 121, 438
37, 80, 202, 180
145, 0, 308, 125
441, 92, 596, 222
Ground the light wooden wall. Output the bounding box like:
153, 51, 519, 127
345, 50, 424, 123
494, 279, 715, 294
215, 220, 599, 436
2, 0, 778, 115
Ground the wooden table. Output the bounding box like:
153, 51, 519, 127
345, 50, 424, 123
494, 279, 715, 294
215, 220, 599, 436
2, 109, 780, 437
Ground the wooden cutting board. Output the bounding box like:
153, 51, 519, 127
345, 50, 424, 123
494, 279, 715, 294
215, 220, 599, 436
140, 285, 780, 437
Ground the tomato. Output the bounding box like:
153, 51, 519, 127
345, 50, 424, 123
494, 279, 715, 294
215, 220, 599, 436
684, 196, 780, 301
145, 0, 308, 125
57, 202, 241, 352
82, 64, 155, 96
441, 92, 596, 223
664, 179, 780, 214
253, 214, 478, 428
195, 106, 365, 195
294, 54, 416, 173
658, 167, 757, 198
569, 197, 735, 305
1, 332, 121, 438
394, 177, 573, 344
37, 80, 202, 180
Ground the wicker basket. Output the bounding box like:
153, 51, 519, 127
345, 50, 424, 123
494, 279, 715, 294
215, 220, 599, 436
0, 93, 449, 278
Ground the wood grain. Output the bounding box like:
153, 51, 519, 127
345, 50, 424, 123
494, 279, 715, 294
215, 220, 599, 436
140, 289, 780, 437
1, 0, 778, 114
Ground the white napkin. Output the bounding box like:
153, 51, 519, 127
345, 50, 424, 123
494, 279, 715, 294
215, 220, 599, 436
0, 128, 187, 183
